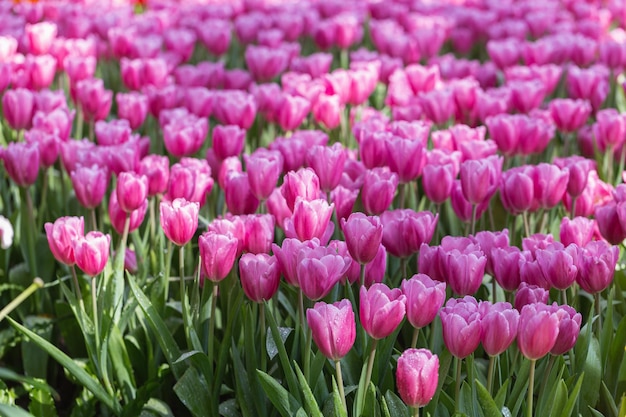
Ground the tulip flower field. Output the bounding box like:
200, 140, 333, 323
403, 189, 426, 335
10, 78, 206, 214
2, 0, 626, 416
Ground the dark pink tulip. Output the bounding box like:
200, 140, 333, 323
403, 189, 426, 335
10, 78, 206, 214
593, 109, 626, 151
23, 54, 57, 91
444, 245, 487, 297
348, 66, 378, 106
2, 88, 35, 131
2, 141, 40, 187
533, 163, 569, 210
472, 229, 510, 276
439, 297, 482, 358
33, 89, 68, 115
517, 303, 560, 360
144, 85, 179, 119
108, 192, 147, 235
183, 87, 214, 118
116, 172, 149, 214
70, 164, 108, 210
576, 241, 619, 294
199, 231, 239, 283
116, 92, 149, 130
509, 80, 546, 113
163, 114, 208, 158
554, 156, 594, 198
207, 216, 245, 257
341, 212, 383, 264
297, 245, 351, 300
239, 253, 280, 303
291, 52, 333, 78
75, 78, 112, 122
139, 155, 170, 197
536, 244, 579, 290
360, 283, 406, 340
266, 187, 292, 230
243, 214, 275, 255
32, 107, 74, 141
419, 89, 455, 125
362, 167, 399, 216
306, 143, 347, 193
566, 65, 609, 111
197, 19, 232, 56
45, 216, 84, 266
286, 198, 334, 242
164, 28, 196, 62
245, 44, 290, 82
396, 348, 439, 409
422, 163, 456, 205
94, 119, 131, 146
307, 299, 355, 361
514, 282, 549, 312
500, 166, 535, 215
64, 56, 96, 86
402, 274, 446, 329
167, 158, 214, 208
212, 125, 246, 161
474, 89, 510, 124
360, 130, 391, 169
381, 209, 438, 259
160, 198, 199, 247
550, 304, 582, 355
480, 302, 519, 356
212, 90, 257, 130
331, 185, 359, 223
560, 217, 595, 247
450, 180, 489, 224
276, 94, 310, 132
595, 202, 626, 245
24, 129, 58, 168
460, 156, 502, 206
281, 168, 321, 211
245, 150, 283, 201
272, 238, 320, 287
271, 130, 328, 173
385, 135, 427, 184
487, 38, 521, 69
224, 171, 260, 215
73, 231, 110, 277
549, 98, 592, 133
492, 246, 525, 292
312, 93, 341, 130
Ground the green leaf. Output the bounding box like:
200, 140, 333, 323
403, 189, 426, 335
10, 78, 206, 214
294, 362, 323, 417
383, 391, 409, 417
580, 337, 602, 411
559, 373, 584, 417
600, 288, 615, 372
587, 407, 605, 417
139, 398, 175, 417
127, 277, 184, 379
28, 387, 57, 417
476, 380, 502, 417
0, 368, 58, 400
508, 359, 530, 417
600, 380, 618, 417
360, 382, 380, 417
493, 379, 509, 411
108, 324, 136, 403
0, 404, 37, 417
219, 399, 241, 417
264, 303, 301, 404
7, 317, 121, 415
607, 314, 626, 392
173, 367, 212, 417
256, 369, 307, 417
548, 381, 568, 417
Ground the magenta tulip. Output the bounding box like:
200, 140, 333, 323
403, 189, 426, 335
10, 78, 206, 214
517, 303, 560, 360
307, 299, 356, 361
239, 253, 281, 302
359, 283, 406, 340
199, 231, 239, 283
402, 274, 446, 329
45, 216, 85, 266
341, 212, 383, 264
396, 348, 439, 408
439, 297, 481, 358
72, 231, 110, 277
160, 198, 199, 247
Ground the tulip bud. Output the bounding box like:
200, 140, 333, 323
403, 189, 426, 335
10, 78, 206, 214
160, 198, 199, 247
359, 283, 406, 340
73, 231, 111, 277
45, 216, 84, 266
116, 171, 149, 213
402, 274, 446, 329
341, 212, 383, 264
517, 303, 560, 360
439, 297, 481, 358
396, 348, 439, 408
307, 299, 356, 361
239, 253, 281, 302
199, 231, 239, 283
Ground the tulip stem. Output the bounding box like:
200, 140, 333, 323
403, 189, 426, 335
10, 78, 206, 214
455, 357, 462, 408
208, 282, 218, 368
260, 303, 266, 372
487, 355, 495, 396
304, 326, 312, 383
335, 360, 347, 413
527, 359, 536, 417
91, 275, 99, 349
398, 183, 406, 209
0, 278, 43, 322
180, 245, 191, 348
412, 406, 420, 417
75, 109, 83, 140
360, 263, 366, 288
90, 209, 98, 232
522, 212, 531, 237
561, 289, 568, 305
411, 327, 419, 348
570, 196, 577, 219
364, 339, 378, 396
163, 240, 173, 307
298, 289, 305, 330
470, 204, 477, 235
70, 265, 85, 312
595, 292, 602, 338
400, 258, 407, 280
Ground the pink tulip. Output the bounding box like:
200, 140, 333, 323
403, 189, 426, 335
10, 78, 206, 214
116, 171, 149, 214
312, 93, 341, 130
94, 119, 131, 146
70, 164, 109, 210
245, 150, 283, 201
548, 98, 592, 133
272, 238, 320, 287
2, 141, 40, 187
73, 231, 110, 277
163, 114, 208, 158
239, 253, 281, 302
439, 297, 481, 358
32, 107, 74, 141
266, 187, 292, 230
341, 212, 383, 264
276, 94, 310, 132
197, 19, 232, 56
306, 143, 347, 193
245, 44, 290, 82
576, 241, 619, 294
297, 245, 351, 300
108, 192, 147, 235
422, 163, 456, 205
381, 209, 438, 259
139, 155, 170, 197
45, 216, 84, 266
160, 198, 199, 247
2, 88, 35, 131
396, 348, 439, 408
514, 282, 549, 312
286, 198, 334, 242
361, 168, 399, 216
116, 92, 149, 130
242, 214, 275, 254
550, 304, 582, 355
212, 90, 257, 130
360, 283, 406, 340
402, 274, 446, 329
385, 135, 427, 184
517, 303, 560, 360
480, 302, 519, 356
532, 163, 569, 210
224, 171, 259, 215
492, 246, 525, 292
212, 125, 246, 161
500, 166, 535, 215
559, 217, 595, 247
307, 299, 355, 361
281, 168, 321, 211
331, 185, 359, 223
199, 231, 239, 283
167, 158, 214, 207
24, 22, 57, 55
75, 78, 112, 122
